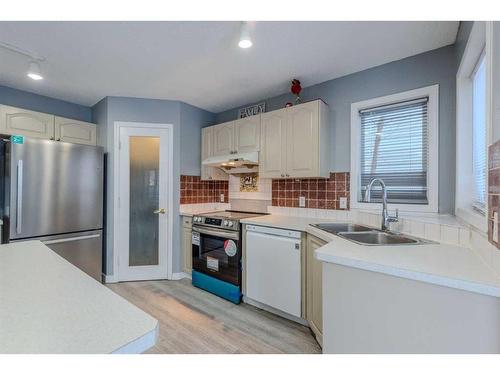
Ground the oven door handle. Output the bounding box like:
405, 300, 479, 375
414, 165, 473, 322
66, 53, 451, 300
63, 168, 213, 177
192, 226, 239, 240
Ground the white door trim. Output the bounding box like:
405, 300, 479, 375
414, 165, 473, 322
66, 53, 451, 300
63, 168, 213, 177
113, 121, 174, 281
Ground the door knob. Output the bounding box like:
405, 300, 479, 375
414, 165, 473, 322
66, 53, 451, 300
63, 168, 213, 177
153, 208, 166, 214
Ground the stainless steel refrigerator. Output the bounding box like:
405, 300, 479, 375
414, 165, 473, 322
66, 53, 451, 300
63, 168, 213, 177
0, 137, 104, 281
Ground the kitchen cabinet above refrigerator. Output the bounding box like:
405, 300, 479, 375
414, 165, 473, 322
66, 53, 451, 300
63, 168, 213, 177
0, 105, 97, 146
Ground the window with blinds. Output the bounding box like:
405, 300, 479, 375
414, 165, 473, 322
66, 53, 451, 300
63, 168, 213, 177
359, 97, 429, 204
472, 53, 486, 214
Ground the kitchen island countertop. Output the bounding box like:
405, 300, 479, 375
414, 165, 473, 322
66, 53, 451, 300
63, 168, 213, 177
0, 241, 158, 354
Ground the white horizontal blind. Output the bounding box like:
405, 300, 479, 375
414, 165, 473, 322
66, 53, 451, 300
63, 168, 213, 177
359, 98, 429, 204
472, 54, 487, 214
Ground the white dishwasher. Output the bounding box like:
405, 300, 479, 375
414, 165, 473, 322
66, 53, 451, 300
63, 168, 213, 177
245, 225, 302, 318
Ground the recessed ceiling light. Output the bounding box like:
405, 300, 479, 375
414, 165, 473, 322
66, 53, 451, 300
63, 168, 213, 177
27, 61, 43, 80
238, 22, 253, 49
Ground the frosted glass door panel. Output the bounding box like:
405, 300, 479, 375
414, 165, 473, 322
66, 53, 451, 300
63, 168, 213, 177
128, 136, 160, 266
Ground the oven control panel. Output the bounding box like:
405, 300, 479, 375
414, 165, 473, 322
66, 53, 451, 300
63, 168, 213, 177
205, 218, 222, 226
193, 216, 237, 230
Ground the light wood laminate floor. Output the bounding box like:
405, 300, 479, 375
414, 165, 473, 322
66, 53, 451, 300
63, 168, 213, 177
108, 278, 321, 354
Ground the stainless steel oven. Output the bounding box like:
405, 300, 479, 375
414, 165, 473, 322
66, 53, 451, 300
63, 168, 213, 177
190, 211, 266, 304
192, 224, 241, 286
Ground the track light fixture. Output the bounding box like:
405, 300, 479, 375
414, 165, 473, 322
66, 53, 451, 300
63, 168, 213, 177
0, 41, 45, 81
238, 22, 253, 49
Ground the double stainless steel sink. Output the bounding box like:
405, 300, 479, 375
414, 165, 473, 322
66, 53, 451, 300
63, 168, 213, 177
311, 223, 430, 246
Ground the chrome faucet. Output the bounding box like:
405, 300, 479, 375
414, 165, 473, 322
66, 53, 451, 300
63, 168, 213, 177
364, 178, 399, 231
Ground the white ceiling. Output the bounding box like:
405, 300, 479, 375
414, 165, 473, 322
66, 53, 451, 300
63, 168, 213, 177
0, 21, 459, 113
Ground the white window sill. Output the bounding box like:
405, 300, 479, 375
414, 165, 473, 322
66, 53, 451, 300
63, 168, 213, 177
455, 206, 487, 233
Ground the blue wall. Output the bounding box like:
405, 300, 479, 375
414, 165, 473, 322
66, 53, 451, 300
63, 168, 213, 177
180, 102, 216, 175
216, 45, 459, 214
0, 85, 92, 122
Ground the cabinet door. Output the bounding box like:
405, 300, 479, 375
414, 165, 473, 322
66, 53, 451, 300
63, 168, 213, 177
306, 234, 325, 346
212, 122, 235, 156
0, 105, 54, 139
182, 226, 192, 274
260, 109, 287, 178
201, 127, 228, 181
234, 115, 260, 153
55, 116, 97, 145
286, 101, 319, 178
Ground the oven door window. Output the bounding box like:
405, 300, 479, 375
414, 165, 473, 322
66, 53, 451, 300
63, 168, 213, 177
192, 231, 240, 286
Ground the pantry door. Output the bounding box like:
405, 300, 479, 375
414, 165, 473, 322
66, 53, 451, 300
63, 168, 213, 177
116, 122, 173, 281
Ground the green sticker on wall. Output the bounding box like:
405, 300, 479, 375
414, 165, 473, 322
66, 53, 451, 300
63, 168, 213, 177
12, 135, 24, 144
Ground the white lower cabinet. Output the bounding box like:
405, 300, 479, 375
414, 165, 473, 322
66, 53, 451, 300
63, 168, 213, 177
306, 234, 326, 347
0, 105, 55, 139
55, 116, 97, 145
182, 216, 192, 275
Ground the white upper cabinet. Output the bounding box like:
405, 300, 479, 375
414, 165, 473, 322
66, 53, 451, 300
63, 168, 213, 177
234, 115, 261, 153
286, 101, 320, 178
0, 105, 97, 146
260, 100, 330, 179
0, 105, 55, 139
211, 115, 261, 156
212, 122, 235, 156
260, 109, 287, 178
55, 116, 97, 145
201, 126, 228, 181
201, 100, 329, 179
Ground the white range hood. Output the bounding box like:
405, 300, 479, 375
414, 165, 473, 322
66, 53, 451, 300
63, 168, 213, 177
202, 151, 259, 174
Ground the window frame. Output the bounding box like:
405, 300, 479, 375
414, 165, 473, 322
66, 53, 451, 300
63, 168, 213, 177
456, 21, 488, 233
350, 84, 439, 213
471, 50, 487, 214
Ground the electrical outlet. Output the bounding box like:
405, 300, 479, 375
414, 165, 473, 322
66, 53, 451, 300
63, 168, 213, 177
299, 196, 306, 207
220, 194, 225, 203
339, 197, 347, 209
494, 212, 499, 243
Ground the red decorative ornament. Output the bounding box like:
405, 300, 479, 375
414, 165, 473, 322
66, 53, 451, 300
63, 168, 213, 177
291, 79, 302, 103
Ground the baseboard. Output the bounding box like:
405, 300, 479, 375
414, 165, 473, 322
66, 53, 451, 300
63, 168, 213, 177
243, 296, 308, 326
171, 272, 191, 280
103, 274, 119, 283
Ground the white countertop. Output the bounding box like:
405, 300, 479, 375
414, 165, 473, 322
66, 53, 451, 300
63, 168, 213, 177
241, 214, 500, 299
240, 214, 340, 231
0, 241, 158, 354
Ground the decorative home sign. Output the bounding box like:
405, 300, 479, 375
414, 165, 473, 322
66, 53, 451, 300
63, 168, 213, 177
238, 102, 266, 118
240, 173, 259, 192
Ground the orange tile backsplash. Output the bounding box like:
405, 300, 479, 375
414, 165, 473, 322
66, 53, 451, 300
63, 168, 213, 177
180, 175, 228, 204
271, 172, 350, 210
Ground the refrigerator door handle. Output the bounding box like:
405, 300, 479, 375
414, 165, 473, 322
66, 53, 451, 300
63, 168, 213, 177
42, 233, 101, 245
16, 159, 23, 234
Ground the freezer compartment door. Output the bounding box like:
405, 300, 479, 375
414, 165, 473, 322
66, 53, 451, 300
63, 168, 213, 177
11, 230, 103, 282
41, 230, 102, 282
9, 138, 103, 239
